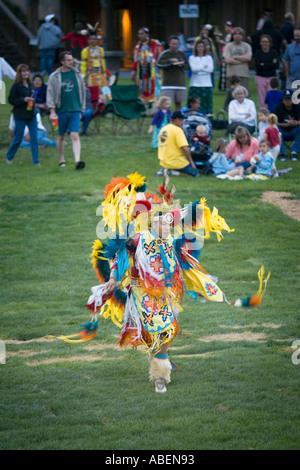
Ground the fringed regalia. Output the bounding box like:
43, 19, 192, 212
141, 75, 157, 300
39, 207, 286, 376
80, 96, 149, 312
132, 39, 164, 103
51, 173, 270, 393
80, 45, 111, 100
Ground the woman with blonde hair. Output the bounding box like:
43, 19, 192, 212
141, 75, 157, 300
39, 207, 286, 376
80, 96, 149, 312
226, 126, 259, 169
209, 138, 244, 179
6, 64, 39, 165
148, 95, 172, 148
263, 113, 281, 174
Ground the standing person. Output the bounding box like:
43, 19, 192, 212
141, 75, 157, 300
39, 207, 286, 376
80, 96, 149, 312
219, 20, 234, 91
254, 34, 280, 108
280, 12, 295, 90
47, 51, 86, 169
5, 64, 39, 165
280, 12, 295, 46
195, 24, 216, 87
157, 35, 189, 111
263, 113, 281, 176
251, 20, 286, 58
188, 40, 214, 115
60, 21, 88, 60
81, 30, 110, 102
131, 27, 164, 104
148, 96, 172, 149
283, 29, 300, 88
256, 8, 273, 31
264, 77, 283, 113
223, 27, 252, 92
37, 14, 64, 76
156, 111, 198, 177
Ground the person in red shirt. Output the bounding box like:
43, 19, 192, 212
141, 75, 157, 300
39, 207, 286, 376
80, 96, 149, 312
60, 22, 88, 59
263, 113, 281, 160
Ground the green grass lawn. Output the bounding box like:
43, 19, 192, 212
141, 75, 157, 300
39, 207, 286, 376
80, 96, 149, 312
0, 75, 299, 450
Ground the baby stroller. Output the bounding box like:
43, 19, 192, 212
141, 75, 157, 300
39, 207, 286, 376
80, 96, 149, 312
182, 112, 213, 169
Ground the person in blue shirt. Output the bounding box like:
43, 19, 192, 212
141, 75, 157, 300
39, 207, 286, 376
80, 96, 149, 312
209, 138, 244, 179
249, 140, 274, 177
283, 28, 300, 88
264, 77, 283, 113
148, 96, 172, 148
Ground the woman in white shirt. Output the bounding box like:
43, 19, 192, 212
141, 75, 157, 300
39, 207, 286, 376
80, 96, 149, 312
228, 85, 257, 134
189, 40, 214, 115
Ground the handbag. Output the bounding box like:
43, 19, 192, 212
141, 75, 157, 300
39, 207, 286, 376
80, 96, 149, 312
212, 111, 228, 130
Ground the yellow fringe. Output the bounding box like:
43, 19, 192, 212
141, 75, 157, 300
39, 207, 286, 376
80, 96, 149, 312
256, 265, 271, 299
100, 298, 124, 328
200, 198, 234, 241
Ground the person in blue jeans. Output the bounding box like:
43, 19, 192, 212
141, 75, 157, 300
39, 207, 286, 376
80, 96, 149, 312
6, 63, 39, 165
9, 112, 56, 148
80, 87, 94, 136
37, 14, 64, 76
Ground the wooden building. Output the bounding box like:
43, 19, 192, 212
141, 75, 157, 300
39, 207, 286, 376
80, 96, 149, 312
1, 0, 300, 69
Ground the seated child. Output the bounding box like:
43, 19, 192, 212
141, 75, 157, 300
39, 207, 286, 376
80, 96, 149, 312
181, 96, 203, 116
257, 107, 269, 142
249, 140, 274, 178
209, 138, 244, 178
191, 124, 211, 149
263, 113, 281, 177
264, 77, 283, 113
148, 96, 172, 149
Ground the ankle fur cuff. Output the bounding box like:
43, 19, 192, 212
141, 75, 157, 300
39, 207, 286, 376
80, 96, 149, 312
149, 357, 172, 384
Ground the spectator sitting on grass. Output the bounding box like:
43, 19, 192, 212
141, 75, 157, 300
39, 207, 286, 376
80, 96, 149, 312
248, 139, 274, 178
9, 112, 56, 148
226, 126, 259, 170
156, 111, 198, 177
209, 138, 244, 179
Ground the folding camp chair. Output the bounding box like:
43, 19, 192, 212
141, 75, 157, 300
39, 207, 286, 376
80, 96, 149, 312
104, 85, 146, 135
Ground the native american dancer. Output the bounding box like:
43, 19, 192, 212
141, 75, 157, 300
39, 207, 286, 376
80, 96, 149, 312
131, 28, 164, 103
81, 30, 111, 101
51, 173, 270, 394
